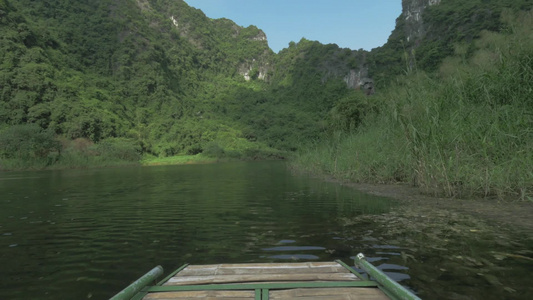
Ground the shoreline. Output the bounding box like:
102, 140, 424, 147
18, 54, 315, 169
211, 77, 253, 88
4, 158, 531, 232
287, 161, 533, 232
341, 181, 533, 233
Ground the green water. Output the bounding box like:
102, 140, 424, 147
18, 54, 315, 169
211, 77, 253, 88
0, 161, 531, 300
0, 161, 394, 299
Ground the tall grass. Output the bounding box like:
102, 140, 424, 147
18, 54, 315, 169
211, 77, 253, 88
294, 10, 533, 200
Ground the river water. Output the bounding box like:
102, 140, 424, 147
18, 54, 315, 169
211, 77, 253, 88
0, 161, 531, 299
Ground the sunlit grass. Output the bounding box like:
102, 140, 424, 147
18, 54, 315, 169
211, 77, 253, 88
140, 154, 219, 166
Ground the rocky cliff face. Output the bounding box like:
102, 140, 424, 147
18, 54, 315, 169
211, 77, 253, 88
317, 48, 370, 91
402, 0, 441, 45
141, 0, 273, 81
239, 56, 271, 81
338, 66, 373, 94
289, 0, 442, 93
238, 30, 272, 81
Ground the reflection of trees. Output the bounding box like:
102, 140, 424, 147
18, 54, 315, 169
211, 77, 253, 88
0, 161, 395, 299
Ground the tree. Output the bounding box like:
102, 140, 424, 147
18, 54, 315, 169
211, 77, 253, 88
0, 124, 60, 159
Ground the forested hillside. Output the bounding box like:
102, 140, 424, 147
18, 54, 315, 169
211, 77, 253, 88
0, 0, 532, 191
0, 0, 258, 165
0, 0, 363, 167
295, 9, 533, 200
368, 0, 532, 85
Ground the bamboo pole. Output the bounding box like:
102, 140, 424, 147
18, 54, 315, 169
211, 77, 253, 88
354, 253, 421, 300
110, 265, 164, 300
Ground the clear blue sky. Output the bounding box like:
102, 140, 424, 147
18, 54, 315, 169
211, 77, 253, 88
183, 0, 402, 53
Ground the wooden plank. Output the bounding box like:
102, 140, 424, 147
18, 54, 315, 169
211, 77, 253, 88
145, 262, 386, 299
181, 263, 308, 269
270, 287, 390, 300
157, 264, 189, 286
143, 290, 255, 299
308, 262, 346, 267
335, 260, 366, 280
147, 281, 378, 292
181, 262, 340, 271
177, 265, 351, 276
165, 273, 358, 286
218, 262, 339, 268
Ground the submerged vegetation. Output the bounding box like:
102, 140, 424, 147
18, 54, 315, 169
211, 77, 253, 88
339, 202, 533, 299
293, 10, 533, 200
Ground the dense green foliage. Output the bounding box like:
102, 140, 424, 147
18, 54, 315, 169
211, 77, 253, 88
0, 0, 361, 168
294, 10, 533, 200
0, 0, 280, 165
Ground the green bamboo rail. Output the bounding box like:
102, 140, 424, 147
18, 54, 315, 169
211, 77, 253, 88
354, 253, 421, 300
110, 265, 164, 300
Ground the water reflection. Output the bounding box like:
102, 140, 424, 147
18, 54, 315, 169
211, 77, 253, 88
268, 254, 320, 260
0, 161, 395, 300
262, 246, 326, 251
1, 161, 530, 300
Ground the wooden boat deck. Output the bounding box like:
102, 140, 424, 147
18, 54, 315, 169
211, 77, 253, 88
137, 261, 391, 300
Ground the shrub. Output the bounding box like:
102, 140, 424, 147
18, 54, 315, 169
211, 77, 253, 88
0, 124, 60, 160
95, 137, 141, 161
203, 142, 225, 158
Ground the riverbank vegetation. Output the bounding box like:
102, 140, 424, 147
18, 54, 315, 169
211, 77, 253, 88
0, 124, 141, 170
293, 10, 533, 201
0, 0, 294, 170
0, 122, 286, 170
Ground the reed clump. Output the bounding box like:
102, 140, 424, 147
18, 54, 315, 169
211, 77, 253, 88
294, 10, 533, 201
